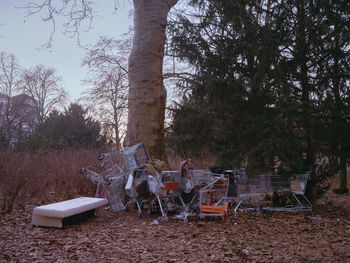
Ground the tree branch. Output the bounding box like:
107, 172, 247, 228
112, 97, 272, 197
19, 0, 96, 49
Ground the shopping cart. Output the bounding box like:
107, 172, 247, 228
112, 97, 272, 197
162, 169, 226, 223
112, 143, 153, 214
197, 173, 229, 220
81, 143, 151, 212
159, 171, 190, 220
80, 160, 127, 211
220, 171, 312, 221
122, 143, 150, 172
258, 173, 312, 213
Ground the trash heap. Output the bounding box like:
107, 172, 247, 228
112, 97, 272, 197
81, 143, 159, 212
81, 143, 312, 223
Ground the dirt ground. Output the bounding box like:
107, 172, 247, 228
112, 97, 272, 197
1, 179, 350, 263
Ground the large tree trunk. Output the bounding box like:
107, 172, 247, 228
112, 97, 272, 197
337, 157, 349, 193
127, 0, 177, 160
332, 23, 349, 194
297, 0, 317, 203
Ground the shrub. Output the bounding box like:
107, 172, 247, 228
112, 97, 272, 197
0, 149, 99, 213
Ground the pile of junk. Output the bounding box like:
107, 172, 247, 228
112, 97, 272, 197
80, 143, 312, 223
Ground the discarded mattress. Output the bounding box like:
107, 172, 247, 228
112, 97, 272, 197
31, 197, 108, 228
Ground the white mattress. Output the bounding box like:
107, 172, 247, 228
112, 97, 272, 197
33, 197, 108, 218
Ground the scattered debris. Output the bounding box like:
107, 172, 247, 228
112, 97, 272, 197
307, 216, 322, 220
150, 216, 168, 225
150, 220, 159, 225
81, 142, 313, 224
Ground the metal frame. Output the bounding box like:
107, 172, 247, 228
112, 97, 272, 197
81, 143, 312, 223
260, 173, 312, 213
221, 172, 312, 220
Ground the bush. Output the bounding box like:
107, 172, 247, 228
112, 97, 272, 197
0, 149, 100, 213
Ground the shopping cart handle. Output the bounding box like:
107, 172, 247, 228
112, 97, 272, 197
98, 154, 105, 161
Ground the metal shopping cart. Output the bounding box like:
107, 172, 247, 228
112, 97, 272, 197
162, 169, 226, 222
220, 171, 312, 221
81, 143, 151, 212
259, 173, 312, 213
80, 157, 127, 211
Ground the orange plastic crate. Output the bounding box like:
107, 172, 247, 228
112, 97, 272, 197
200, 203, 228, 215
165, 182, 179, 191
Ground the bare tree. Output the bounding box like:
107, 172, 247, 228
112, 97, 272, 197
22, 0, 97, 49
22, 0, 179, 159
21, 65, 67, 125
8, 94, 38, 146
83, 35, 131, 74
82, 69, 128, 151
82, 37, 128, 151
82, 36, 129, 150
0, 52, 22, 149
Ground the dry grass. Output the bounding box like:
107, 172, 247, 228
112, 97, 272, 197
166, 147, 216, 170
0, 149, 100, 213
0, 148, 215, 214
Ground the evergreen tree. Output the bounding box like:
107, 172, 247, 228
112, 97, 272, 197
315, 0, 350, 193
168, 0, 301, 171
23, 103, 106, 150
167, 0, 349, 201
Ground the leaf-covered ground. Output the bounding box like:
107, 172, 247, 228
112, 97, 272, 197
1, 185, 349, 263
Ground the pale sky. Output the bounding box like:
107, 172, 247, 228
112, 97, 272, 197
0, 0, 133, 101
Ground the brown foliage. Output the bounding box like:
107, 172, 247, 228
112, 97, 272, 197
0, 149, 98, 213
1, 207, 350, 262
0, 152, 349, 262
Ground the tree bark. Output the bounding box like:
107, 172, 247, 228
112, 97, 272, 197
127, 0, 177, 160
296, 0, 317, 203
114, 113, 121, 152
337, 157, 349, 193
332, 22, 349, 194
